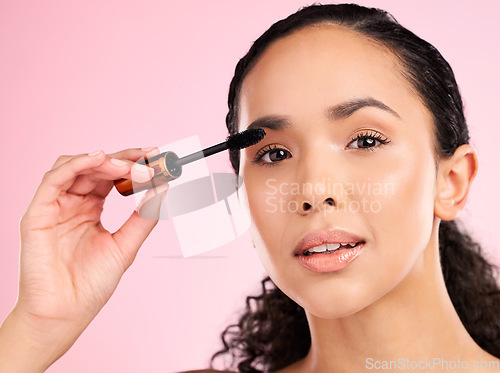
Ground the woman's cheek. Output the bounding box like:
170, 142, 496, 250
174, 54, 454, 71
244, 174, 286, 271
361, 146, 436, 274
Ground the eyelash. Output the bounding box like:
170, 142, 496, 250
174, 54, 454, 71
251, 131, 390, 167
252, 144, 291, 167
348, 130, 391, 151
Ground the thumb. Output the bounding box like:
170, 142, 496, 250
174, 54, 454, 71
113, 183, 168, 267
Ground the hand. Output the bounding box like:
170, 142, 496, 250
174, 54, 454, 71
3, 148, 168, 370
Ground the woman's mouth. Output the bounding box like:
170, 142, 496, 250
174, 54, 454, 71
296, 242, 365, 272
294, 228, 366, 272
301, 242, 361, 256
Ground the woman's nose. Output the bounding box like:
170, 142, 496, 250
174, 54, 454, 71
293, 172, 339, 216
299, 196, 336, 215
291, 139, 344, 215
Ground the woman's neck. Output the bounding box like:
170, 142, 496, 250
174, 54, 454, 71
296, 229, 489, 373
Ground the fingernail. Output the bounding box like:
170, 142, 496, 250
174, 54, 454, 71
133, 163, 154, 176
131, 164, 155, 183
88, 150, 102, 156
144, 148, 160, 157
141, 147, 157, 152
110, 158, 128, 167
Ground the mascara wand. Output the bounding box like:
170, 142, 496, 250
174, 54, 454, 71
114, 128, 266, 196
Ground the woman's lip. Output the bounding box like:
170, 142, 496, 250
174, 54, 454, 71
294, 227, 365, 256
296, 243, 365, 273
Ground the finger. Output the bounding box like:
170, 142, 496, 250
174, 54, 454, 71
63, 157, 129, 195
136, 182, 170, 220
85, 158, 154, 183
100, 158, 154, 183
65, 156, 155, 196
113, 183, 169, 267
51, 154, 84, 169
30, 151, 107, 208
66, 176, 113, 198
108, 147, 159, 162
50, 147, 158, 170
67, 163, 153, 198
91, 179, 114, 199
94, 150, 158, 182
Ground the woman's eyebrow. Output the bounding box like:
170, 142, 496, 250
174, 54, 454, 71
328, 97, 401, 120
245, 97, 400, 131
246, 116, 292, 131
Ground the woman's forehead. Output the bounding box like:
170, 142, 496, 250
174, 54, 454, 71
238, 25, 419, 131
242, 25, 396, 85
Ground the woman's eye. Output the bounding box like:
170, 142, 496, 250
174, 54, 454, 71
347, 131, 390, 150
252, 145, 292, 167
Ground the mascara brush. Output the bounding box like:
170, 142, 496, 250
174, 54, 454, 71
114, 128, 266, 196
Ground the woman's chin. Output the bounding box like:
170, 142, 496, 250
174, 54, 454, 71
283, 283, 381, 320
303, 299, 371, 320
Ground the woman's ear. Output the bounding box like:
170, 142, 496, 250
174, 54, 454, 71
434, 144, 478, 221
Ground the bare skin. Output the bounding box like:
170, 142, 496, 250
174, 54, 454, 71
0, 24, 499, 373
237, 26, 499, 373
0, 148, 168, 372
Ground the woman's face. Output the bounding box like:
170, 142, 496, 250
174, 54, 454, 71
237, 26, 439, 318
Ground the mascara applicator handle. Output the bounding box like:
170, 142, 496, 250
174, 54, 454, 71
114, 151, 182, 196
175, 141, 228, 167
114, 128, 266, 196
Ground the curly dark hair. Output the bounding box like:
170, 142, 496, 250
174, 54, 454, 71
211, 3, 500, 372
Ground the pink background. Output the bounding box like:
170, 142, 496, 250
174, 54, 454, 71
1, 1, 499, 372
